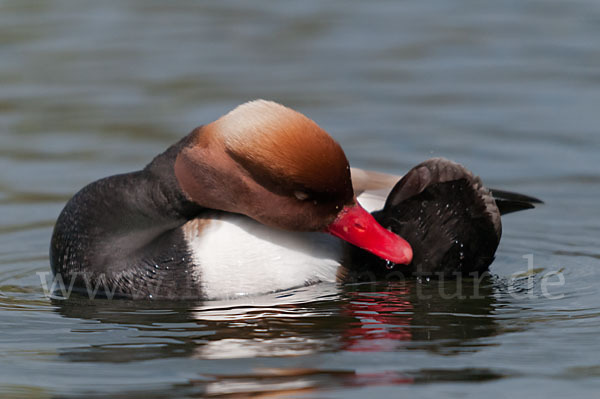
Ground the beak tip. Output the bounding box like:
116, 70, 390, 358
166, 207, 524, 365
403, 244, 413, 265
390, 238, 413, 265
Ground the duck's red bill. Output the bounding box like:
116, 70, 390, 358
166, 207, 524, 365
326, 203, 413, 265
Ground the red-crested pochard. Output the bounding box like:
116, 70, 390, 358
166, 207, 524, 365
50, 100, 540, 300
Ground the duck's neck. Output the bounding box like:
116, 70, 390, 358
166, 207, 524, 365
50, 132, 203, 298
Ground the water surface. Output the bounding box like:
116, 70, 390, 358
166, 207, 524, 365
1, 1, 600, 397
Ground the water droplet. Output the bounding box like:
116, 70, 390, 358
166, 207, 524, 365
460, 243, 464, 248
459, 251, 465, 260
445, 204, 450, 208
385, 260, 395, 270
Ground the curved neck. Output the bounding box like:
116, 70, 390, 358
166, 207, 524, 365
50, 132, 203, 279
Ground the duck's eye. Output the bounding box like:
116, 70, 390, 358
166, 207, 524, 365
294, 191, 310, 201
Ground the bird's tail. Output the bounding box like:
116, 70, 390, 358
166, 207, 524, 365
489, 189, 543, 215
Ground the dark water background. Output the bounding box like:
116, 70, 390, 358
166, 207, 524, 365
1, 1, 600, 397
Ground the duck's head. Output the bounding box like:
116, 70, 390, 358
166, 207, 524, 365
174, 100, 412, 264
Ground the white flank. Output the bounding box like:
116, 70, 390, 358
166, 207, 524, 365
185, 214, 343, 300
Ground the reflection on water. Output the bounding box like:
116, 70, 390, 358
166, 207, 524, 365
54, 280, 500, 361
49, 279, 505, 396
342, 280, 499, 354
188, 367, 504, 398
4, 261, 595, 398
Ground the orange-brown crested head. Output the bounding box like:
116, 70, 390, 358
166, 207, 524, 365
175, 100, 355, 232
214, 100, 352, 201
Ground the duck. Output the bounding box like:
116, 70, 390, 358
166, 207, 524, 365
50, 100, 540, 300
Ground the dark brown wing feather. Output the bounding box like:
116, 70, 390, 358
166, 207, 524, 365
347, 158, 502, 278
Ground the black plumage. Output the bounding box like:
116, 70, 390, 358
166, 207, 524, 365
347, 158, 541, 278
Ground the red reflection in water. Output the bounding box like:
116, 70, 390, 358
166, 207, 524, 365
342, 285, 414, 352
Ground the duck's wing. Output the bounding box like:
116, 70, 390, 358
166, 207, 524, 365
351, 166, 543, 216
348, 158, 502, 277
350, 167, 401, 212
350, 167, 401, 196
346, 159, 543, 278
